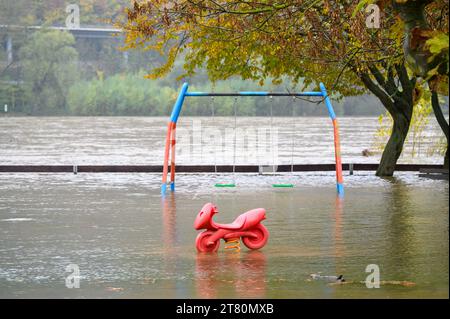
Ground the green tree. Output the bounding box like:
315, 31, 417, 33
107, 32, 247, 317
19, 29, 79, 114
0, 0, 38, 87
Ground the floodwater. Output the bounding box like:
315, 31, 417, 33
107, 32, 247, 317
0, 116, 445, 165
0, 117, 448, 298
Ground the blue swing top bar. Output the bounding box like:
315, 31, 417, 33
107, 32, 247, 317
184, 91, 323, 97
169, 82, 325, 123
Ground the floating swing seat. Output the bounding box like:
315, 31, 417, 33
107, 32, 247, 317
272, 183, 294, 188
214, 183, 236, 188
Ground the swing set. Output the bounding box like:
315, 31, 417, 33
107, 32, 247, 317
161, 82, 344, 196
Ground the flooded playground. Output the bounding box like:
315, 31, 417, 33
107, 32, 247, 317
0, 172, 448, 298
0, 117, 448, 298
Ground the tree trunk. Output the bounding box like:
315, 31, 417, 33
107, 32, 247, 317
431, 90, 449, 169
444, 148, 449, 169
358, 64, 415, 177
376, 112, 411, 176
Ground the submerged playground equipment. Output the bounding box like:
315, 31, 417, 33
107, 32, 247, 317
161, 82, 344, 196
194, 203, 269, 252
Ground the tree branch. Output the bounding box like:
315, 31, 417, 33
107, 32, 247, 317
395, 63, 414, 95
368, 64, 398, 97
359, 72, 395, 114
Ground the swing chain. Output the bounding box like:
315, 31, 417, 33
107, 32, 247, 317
211, 96, 217, 174
232, 97, 238, 178
269, 95, 275, 174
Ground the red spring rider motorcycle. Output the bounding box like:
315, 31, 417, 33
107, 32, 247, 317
194, 203, 269, 252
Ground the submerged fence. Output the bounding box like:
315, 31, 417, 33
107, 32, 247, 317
0, 164, 444, 173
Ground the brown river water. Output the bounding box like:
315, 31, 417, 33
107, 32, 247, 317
0, 117, 448, 298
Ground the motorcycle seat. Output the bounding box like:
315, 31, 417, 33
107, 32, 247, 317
214, 214, 246, 230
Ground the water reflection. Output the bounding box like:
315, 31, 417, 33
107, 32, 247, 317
195, 251, 267, 298
160, 193, 178, 297
333, 196, 344, 273
195, 253, 220, 298
161, 193, 177, 252
383, 178, 417, 278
